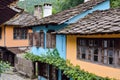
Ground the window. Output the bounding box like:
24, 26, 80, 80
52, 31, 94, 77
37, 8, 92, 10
0, 27, 2, 39
38, 62, 49, 78
28, 31, 44, 47
13, 27, 28, 39
46, 30, 56, 48
93, 48, 99, 62
49, 65, 58, 80
102, 40, 115, 65
77, 38, 120, 67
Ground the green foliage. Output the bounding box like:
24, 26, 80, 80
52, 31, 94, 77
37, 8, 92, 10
18, 0, 84, 14
59, 0, 84, 11
25, 49, 112, 80
0, 61, 10, 74
111, 0, 120, 8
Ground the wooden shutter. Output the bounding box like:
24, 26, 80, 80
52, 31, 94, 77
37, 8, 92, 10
33, 32, 40, 46
28, 33, 33, 46
51, 34, 56, 48
46, 32, 56, 48
40, 31, 44, 47
47, 32, 52, 48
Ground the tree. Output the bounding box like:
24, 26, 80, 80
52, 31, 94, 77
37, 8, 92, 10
59, 0, 84, 11
18, 0, 84, 14
111, 0, 120, 8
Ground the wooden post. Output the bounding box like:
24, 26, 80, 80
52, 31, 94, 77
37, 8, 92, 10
33, 62, 36, 77
114, 50, 118, 67
98, 48, 102, 63
86, 47, 89, 60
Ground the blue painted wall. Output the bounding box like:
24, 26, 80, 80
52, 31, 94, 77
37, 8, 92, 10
56, 35, 66, 59
30, 23, 67, 57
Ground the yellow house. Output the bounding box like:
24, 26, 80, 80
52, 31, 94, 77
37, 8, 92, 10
0, 11, 36, 65
56, 8, 120, 79
0, 11, 36, 47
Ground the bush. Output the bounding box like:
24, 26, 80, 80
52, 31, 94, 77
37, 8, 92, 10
0, 61, 10, 74
25, 49, 112, 80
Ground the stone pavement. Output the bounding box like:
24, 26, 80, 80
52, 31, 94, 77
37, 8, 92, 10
0, 70, 37, 80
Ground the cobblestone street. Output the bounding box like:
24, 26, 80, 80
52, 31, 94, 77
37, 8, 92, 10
0, 71, 37, 80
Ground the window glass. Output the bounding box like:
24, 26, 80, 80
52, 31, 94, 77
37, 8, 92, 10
77, 38, 119, 67
13, 27, 28, 39
80, 47, 86, 59
104, 40, 107, 48
94, 48, 98, 61
89, 40, 93, 46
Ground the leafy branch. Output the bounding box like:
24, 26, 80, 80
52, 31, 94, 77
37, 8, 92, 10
25, 49, 112, 80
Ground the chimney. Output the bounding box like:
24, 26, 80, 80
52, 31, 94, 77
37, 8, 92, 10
34, 5, 42, 19
84, 0, 90, 2
43, 3, 52, 17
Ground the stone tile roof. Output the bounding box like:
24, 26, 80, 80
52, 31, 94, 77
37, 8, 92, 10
5, 11, 37, 26
55, 8, 120, 35
0, 0, 18, 7
0, 0, 19, 25
26, 0, 105, 26
7, 47, 29, 54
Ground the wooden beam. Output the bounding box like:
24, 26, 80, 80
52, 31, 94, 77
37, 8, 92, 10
69, 33, 120, 38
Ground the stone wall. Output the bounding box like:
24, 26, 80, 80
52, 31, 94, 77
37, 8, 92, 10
15, 56, 35, 78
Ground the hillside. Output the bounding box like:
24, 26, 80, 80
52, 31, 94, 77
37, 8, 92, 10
17, 0, 84, 14
17, 0, 63, 14
18, 0, 120, 15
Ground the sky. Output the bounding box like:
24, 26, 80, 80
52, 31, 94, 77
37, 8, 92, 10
19, 0, 24, 1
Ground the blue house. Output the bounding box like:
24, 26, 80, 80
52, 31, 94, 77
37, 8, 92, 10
26, 0, 110, 80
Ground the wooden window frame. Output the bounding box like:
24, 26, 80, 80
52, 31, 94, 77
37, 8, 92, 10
13, 27, 28, 40
77, 38, 120, 68
28, 31, 45, 47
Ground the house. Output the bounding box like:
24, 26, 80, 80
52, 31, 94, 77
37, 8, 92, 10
0, 10, 37, 66
55, 8, 120, 79
25, 0, 110, 80
27, 0, 110, 59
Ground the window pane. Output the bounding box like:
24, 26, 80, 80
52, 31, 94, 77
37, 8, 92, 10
109, 40, 114, 48
108, 50, 114, 57
108, 50, 114, 65
80, 47, 86, 59
94, 40, 99, 46
94, 48, 98, 62
104, 40, 107, 48
89, 40, 93, 46
80, 40, 86, 46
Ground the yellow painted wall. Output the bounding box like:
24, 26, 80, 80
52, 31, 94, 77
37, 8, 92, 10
5, 26, 29, 47
0, 26, 5, 46
67, 35, 120, 79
